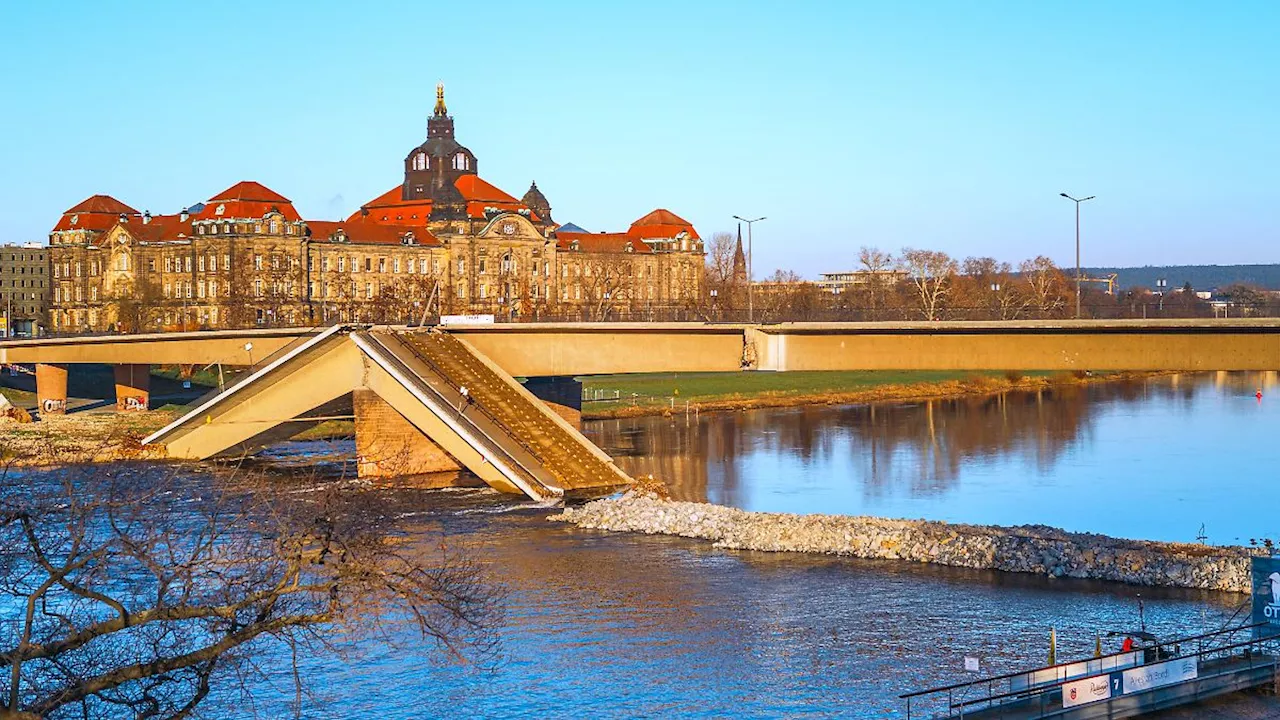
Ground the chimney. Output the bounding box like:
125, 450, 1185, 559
180, 207, 190, 222
143, 211, 152, 225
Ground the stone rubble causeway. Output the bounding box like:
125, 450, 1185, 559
550, 494, 1255, 593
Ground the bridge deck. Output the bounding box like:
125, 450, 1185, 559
396, 330, 629, 496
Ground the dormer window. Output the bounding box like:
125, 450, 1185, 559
214, 203, 226, 216
333, 230, 347, 243
412, 152, 428, 171
401, 232, 417, 246
452, 153, 469, 171
625, 242, 634, 253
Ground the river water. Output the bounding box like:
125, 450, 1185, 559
235, 372, 1275, 718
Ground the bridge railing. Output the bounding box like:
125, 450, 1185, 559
900, 621, 1280, 719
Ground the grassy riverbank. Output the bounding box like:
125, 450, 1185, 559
579, 369, 1150, 419
0, 410, 179, 465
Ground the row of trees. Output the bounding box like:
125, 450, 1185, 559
703, 233, 1278, 322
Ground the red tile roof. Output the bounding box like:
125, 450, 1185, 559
351, 175, 538, 224
52, 195, 140, 232
65, 194, 139, 216
556, 232, 653, 254
194, 181, 302, 222
90, 214, 193, 243
627, 208, 700, 240
306, 219, 440, 247
208, 181, 292, 204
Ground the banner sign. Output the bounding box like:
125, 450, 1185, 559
440, 314, 495, 326
1252, 556, 1280, 636
1062, 674, 1113, 708
1009, 651, 1141, 693
1121, 658, 1197, 694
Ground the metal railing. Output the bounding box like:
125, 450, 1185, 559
901, 622, 1280, 719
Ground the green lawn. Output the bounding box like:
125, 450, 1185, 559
579, 370, 1050, 411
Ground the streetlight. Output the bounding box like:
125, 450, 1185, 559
1059, 193, 1095, 319
732, 215, 766, 322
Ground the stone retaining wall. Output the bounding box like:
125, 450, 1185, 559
551, 494, 1256, 593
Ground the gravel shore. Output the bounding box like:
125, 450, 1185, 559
552, 493, 1256, 592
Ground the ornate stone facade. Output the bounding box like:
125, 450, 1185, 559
47, 86, 704, 331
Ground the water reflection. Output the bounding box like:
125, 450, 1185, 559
585, 373, 1278, 542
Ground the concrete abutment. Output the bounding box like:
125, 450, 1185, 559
113, 363, 151, 411
35, 363, 68, 416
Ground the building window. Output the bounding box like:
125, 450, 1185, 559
378, 258, 386, 273
321, 257, 330, 272
75, 262, 81, 277
209, 254, 216, 272
198, 281, 206, 299
271, 255, 280, 270
365, 282, 373, 299
185, 256, 192, 273
198, 256, 205, 272
269, 220, 279, 234
208, 225, 216, 235
365, 258, 372, 272
452, 153, 468, 170
407, 258, 415, 274
254, 279, 262, 297
412, 152, 427, 170
223, 254, 231, 270
393, 258, 401, 273
456, 259, 464, 274
254, 255, 263, 271
210, 280, 218, 296
148, 258, 156, 272
479, 285, 487, 299
478, 259, 486, 275
433, 259, 440, 274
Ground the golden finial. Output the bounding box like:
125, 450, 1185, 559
434, 82, 447, 116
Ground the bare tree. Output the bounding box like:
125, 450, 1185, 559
0, 462, 498, 718
578, 254, 636, 321
857, 246, 895, 320
1019, 256, 1070, 319
898, 248, 957, 321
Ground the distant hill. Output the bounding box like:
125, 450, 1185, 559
1081, 264, 1280, 291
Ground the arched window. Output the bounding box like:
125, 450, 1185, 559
452, 153, 469, 170
412, 152, 428, 171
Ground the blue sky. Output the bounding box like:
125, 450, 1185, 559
1, 1, 1275, 276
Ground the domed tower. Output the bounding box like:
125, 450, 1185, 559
521, 181, 553, 226
402, 83, 478, 202
428, 176, 468, 222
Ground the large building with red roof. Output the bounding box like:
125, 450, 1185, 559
47, 86, 704, 332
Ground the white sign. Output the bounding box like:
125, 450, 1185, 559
1063, 674, 1113, 708
1122, 658, 1197, 694
964, 656, 980, 673
440, 314, 495, 326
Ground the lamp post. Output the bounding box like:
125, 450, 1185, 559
1059, 193, 1095, 319
732, 215, 765, 322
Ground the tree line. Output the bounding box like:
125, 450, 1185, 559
701, 232, 1280, 322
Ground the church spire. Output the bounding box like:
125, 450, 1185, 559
732, 222, 747, 283
434, 82, 448, 117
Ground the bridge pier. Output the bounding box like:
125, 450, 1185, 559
113, 364, 150, 411
35, 363, 68, 416
352, 389, 472, 487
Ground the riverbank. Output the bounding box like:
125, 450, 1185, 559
0, 411, 177, 465
579, 370, 1163, 419
551, 492, 1256, 592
